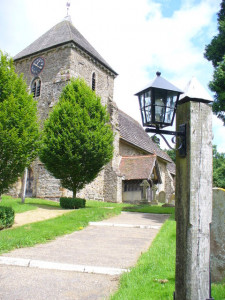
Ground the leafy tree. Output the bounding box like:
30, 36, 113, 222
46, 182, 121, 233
39, 78, 114, 198
166, 148, 176, 163
151, 135, 160, 146
205, 0, 225, 124
209, 56, 225, 123
213, 164, 225, 188
205, 0, 225, 67
0, 51, 39, 196
213, 145, 225, 188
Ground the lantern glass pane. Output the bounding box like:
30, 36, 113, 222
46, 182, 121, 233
145, 105, 151, 123
141, 108, 146, 124
139, 94, 144, 109
167, 92, 177, 109
164, 107, 173, 123
145, 91, 151, 106
154, 90, 166, 123
164, 92, 177, 124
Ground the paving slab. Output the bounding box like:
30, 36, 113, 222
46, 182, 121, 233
2, 212, 168, 269
0, 212, 169, 299
0, 265, 119, 300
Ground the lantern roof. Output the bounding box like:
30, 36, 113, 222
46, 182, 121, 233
135, 72, 183, 96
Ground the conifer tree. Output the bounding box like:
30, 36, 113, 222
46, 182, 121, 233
39, 78, 114, 198
0, 51, 39, 196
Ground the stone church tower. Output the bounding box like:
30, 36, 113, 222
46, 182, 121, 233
12, 17, 122, 202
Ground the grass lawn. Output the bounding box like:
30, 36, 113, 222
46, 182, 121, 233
0, 195, 129, 254
0, 195, 59, 213
111, 206, 225, 300
124, 204, 174, 215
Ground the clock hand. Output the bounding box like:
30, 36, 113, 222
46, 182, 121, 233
33, 63, 42, 69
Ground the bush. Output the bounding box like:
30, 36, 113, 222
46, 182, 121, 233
60, 197, 86, 209
0, 206, 15, 229
39, 78, 113, 198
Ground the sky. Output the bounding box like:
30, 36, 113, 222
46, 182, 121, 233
1, 0, 224, 152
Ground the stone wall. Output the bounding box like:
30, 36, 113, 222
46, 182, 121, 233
211, 188, 225, 282
70, 47, 115, 107
119, 140, 147, 156
15, 47, 72, 122
123, 191, 142, 204
103, 101, 122, 203
156, 160, 174, 202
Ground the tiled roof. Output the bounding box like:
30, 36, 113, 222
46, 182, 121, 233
118, 110, 172, 162
119, 155, 156, 180
14, 20, 117, 75
167, 161, 176, 175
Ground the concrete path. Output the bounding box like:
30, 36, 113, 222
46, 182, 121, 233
13, 207, 73, 228
0, 212, 169, 300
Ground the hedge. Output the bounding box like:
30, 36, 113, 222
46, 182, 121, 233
0, 206, 15, 229
60, 197, 86, 209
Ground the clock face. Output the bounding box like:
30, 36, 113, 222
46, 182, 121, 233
31, 57, 45, 75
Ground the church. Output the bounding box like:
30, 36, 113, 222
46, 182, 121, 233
9, 16, 175, 204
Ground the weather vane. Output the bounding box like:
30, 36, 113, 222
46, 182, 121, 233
66, 1, 71, 16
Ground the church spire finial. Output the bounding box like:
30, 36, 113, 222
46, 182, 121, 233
64, 1, 72, 22
66, 1, 71, 16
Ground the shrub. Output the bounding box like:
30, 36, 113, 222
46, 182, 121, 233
0, 206, 15, 229
60, 197, 86, 209
39, 78, 114, 198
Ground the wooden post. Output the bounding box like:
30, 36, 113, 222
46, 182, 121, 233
175, 98, 213, 299
21, 168, 28, 203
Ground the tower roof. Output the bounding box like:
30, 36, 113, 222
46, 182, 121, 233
14, 19, 117, 75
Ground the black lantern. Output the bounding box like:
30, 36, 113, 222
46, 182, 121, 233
135, 72, 183, 128
135, 72, 186, 156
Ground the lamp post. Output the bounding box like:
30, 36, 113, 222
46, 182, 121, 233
135, 73, 214, 300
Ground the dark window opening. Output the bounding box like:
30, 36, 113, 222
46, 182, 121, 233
92, 72, 96, 91
124, 180, 142, 192
31, 79, 41, 97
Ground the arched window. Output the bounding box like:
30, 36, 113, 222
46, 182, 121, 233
92, 72, 96, 91
31, 78, 41, 97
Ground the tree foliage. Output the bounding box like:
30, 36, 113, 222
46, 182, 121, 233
209, 55, 225, 123
166, 149, 176, 163
213, 145, 225, 188
0, 51, 39, 195
205, 0, 225, 67
39, 78, 114, 197
205, 0, 225, 124
151, 135, 160, 146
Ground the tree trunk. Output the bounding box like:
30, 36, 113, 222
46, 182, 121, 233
72, 188, 76, 199
21, 168, 28, 203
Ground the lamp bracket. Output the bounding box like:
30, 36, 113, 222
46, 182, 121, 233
145, 124, 186, 157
